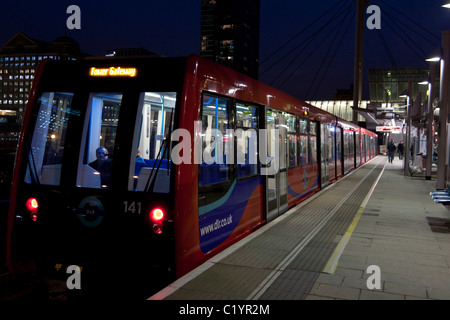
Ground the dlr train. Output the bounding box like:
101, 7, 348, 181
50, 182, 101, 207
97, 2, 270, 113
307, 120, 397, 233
6, 54, 377, 299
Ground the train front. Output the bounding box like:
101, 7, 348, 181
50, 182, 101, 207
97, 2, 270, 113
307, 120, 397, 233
6, 57, 185, 299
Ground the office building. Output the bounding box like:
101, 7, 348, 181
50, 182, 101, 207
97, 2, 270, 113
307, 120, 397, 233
200, 0, 260, 79
0, 32, 85, 140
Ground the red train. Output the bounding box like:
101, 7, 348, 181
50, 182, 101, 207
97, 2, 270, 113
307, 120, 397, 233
6, 55, 377, 298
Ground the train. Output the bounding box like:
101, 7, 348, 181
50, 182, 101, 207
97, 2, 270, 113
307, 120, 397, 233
6, 54, 377, 299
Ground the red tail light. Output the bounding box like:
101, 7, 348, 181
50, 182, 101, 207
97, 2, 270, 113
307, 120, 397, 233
150, 208, 165, 234
26, 197, 39, 221
150, 208, 164, 222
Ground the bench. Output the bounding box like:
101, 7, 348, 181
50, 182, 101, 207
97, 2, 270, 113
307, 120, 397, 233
430, 185, 450, 208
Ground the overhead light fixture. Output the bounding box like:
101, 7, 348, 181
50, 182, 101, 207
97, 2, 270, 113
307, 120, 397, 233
399, 90, 409, 98
426, 47, 442, 62
418, 80, 429, 85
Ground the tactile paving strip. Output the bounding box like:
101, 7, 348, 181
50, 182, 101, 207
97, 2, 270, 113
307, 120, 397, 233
165, 157, 385, 300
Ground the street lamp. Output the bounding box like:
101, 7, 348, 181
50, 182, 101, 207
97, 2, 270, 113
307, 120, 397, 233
442, 1, 450, 8
436, 31, 450, 189
426, 47, 442, 62
400, 82, 413, 176
419, 57, 439, 180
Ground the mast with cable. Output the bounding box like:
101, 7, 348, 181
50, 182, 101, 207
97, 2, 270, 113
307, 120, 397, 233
352, 0, 369, 124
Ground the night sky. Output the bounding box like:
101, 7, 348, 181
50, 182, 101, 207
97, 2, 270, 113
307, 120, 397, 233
1, 0, 449, 100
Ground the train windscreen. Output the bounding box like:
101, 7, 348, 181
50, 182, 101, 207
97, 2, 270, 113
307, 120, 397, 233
24, 89, 176, 193
76, 93, 122, 189
24, 92, 78, 185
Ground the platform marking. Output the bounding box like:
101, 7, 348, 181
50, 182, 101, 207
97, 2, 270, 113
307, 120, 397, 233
322, 158, 387, 274
149, 156, 383, 300
246, 159, 383, 300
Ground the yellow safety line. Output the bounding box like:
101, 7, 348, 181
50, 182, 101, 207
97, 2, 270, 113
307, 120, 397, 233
323, 159, 387, 274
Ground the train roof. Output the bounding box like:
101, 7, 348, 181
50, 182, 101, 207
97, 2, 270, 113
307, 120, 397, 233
35, 55, 369, 131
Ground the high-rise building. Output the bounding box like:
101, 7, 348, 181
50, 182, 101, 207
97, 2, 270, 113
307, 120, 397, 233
200, 0, 260, 79
0, 32, 86, 140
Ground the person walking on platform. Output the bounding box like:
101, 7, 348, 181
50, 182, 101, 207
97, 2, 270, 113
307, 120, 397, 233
387, 139, 396, 163
397, 140, 404, 160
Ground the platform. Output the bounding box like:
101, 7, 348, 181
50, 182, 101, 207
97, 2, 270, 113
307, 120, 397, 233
151, 155, 450, 300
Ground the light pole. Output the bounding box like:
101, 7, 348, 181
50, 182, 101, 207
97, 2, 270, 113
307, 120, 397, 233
422, 50, 441, 180
400, 81, 413, 176
436, 30, 450, 189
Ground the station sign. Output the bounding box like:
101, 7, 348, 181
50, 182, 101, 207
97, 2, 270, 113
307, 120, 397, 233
375, 126, 401, 133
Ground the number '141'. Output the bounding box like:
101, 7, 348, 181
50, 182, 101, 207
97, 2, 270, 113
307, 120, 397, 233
123, 201, 142, 214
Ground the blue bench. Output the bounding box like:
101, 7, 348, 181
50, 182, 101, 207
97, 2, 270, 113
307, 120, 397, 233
430, 185, 450, 206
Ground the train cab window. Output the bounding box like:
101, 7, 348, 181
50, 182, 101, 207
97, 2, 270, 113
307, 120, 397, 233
76, 93, 122, 189
236, 102, 258, 178
128, 92, 175, 193
24, 92, 76, 185
199, 94, 230, 186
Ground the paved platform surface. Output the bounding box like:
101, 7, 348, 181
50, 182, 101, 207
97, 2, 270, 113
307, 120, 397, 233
151, 155, 450, 300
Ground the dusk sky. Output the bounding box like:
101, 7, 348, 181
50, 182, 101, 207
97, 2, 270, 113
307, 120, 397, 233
1, 0, 449, 100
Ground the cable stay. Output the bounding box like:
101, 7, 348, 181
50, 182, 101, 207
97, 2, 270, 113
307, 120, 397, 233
260, 0, 441, 99
260, 0, 346, 66
377, 0, 441, 43
304, 10, 355, 101
379, 7, 429, 65
376, 28, 398, 69
259, 0, 350, 78
379, 5, 440, 49
270, 3, 354, 88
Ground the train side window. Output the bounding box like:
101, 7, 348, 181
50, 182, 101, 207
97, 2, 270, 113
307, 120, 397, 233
299, 118, 307, 134
76, 93, 122, 189
128, 92, 175, 192
236, 102, 258, 178
309, 121, 318, 164
309, 121, 317, 135
199, 94, 230, 186
286, 113, 297, 168
299, 135, 308, 165
24, 92, 76, 185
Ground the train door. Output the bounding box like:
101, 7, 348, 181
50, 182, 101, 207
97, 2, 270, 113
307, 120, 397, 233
320, 123, 332, 188
355, 131, 361, 167
362, 134, 367, 163
265, 109, 288, 221
336, 126, 343, 178
327, 125, 337, 182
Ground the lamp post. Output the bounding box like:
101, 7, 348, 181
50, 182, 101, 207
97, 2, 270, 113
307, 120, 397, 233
424, 65, 438, 180
400, 81, 413, 176
420, 49, 442, 180
436, 30, 450, 189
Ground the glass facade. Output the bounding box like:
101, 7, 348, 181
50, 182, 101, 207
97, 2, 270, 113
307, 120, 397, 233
0, 32, 83, 139
368, 68, 438, 104
200, 0, 260, 79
